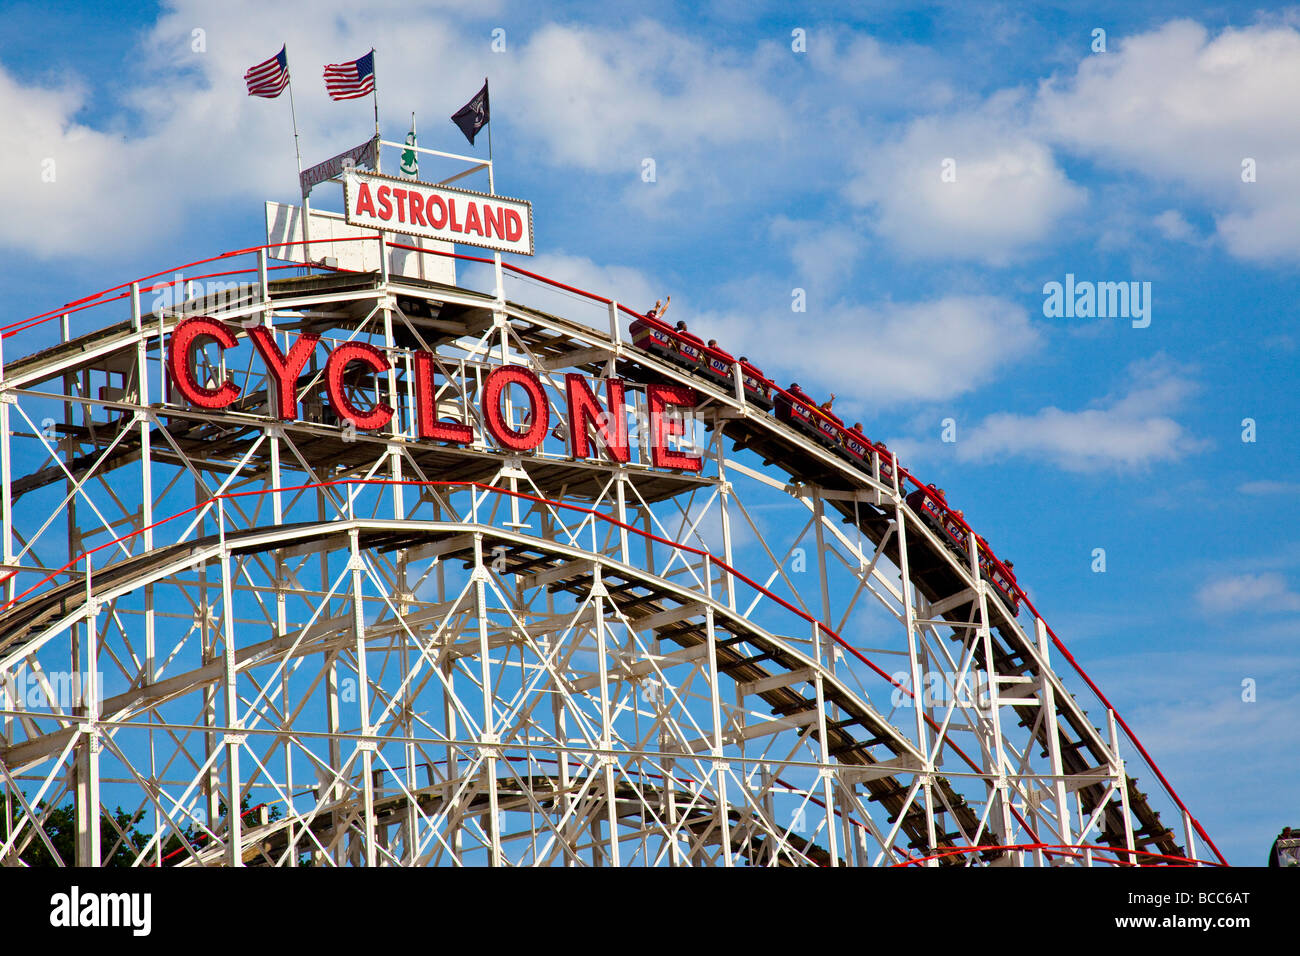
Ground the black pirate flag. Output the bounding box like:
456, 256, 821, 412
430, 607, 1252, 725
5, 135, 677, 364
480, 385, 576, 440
451, 80, 490, 145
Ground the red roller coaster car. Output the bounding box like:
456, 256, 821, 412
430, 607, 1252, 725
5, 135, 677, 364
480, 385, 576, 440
905, 488, 1019, 615
774, 386, 896, 479
628, 315, 1017, 617
736, 357, 775, 409
628, 317, 774, 408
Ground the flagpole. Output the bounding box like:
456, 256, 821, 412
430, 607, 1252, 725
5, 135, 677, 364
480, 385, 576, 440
370, 48, 381, 174
406, 112, 424, 279
485, 76, 494, 189
285, 46, 313, 266
483, 77, 503, 308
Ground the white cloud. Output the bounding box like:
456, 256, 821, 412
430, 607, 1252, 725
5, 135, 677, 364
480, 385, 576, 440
460, 251, 662, 331
505, 20, 788, 175
1238, 480, 1300, 496
1153, 209, 1199, 243
13, 7, 1300, 278
1090, 647, 1300, 863
484, 255, 1040, 413
845, 91, 1087, 266
809, 32, 901, 86
771, 217, 862, 297
1036, 19, 1300, 262
699, 293, 1041, 408
0, 68, 156, 257
0, 1, 500, 259
952, 355, 1205, 471
1197, 572, 1300, 613
0, 6, 797, 261
841, 17, 1300, 266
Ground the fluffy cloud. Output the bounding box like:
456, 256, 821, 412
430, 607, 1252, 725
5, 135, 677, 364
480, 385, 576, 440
845, 92, 1087, 266
0, 1, 495, 259
1197, 572, 1300, 613
1238, 480, 1300, 496
844, 17, 1300, 266
0, 5, 797, 261
506, 20, 789, 175
699, 293, 1041, 408
951, 355, 1205, 471
472, 250, 1039, 412
1153, 209, 1199, 243
770, 216, 862, 297
10, 7, 1300, 275
464, 251, 662, 329
0, 68, 158, 257
1036, 19, 1300, 262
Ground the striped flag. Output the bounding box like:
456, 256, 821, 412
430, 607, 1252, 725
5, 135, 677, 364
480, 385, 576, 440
244, 45, 289, 98
323, 50, 375, 101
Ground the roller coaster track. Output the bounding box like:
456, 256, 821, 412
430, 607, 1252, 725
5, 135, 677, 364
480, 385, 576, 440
0, 240, 1223, 866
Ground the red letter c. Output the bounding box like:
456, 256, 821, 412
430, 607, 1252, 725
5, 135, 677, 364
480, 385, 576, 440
168, 316, 241, 410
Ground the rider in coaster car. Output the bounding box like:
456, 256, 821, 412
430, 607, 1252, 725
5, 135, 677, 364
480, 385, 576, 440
673, 320, 705, 346
845, 422, 871, 458
738, 355, 765, 379
818, 393, 843, 425
640, 300, 672, 335
788, 382, 814, 404
706, 338, 735, 361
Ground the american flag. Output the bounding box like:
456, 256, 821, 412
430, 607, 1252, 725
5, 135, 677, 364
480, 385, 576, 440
244, 45, 289, 98
323, 50, 375, 101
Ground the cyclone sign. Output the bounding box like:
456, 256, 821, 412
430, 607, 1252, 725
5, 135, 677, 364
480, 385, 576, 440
343, 170, 534, 256
165, 316, 701, 471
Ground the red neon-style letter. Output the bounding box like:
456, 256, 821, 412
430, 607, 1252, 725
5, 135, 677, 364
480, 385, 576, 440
249, 326, 319, 420
648, 383, 702, 471
482, 365, 548, 451
565, 373, 628, 463
426, 195, 447, 228
326, 342, 394, 431
464, 202, 483, 236
167, 316, 241, 410
414, 350, 473, 444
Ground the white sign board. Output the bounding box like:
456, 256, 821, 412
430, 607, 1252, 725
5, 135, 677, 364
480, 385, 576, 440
344, 171, 534, 256
265, 202, 456, 285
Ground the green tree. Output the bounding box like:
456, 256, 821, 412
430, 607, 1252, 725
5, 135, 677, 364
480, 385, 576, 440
2, 801, 149, 866
5, 796, 313, 866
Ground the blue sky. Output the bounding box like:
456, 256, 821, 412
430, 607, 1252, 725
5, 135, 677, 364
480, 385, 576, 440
2, 0, 1298, 865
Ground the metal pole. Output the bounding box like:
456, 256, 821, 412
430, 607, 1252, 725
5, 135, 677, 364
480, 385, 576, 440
371, 49, 381, 148
486, 79, 504, 307
285, 52, 313, 265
